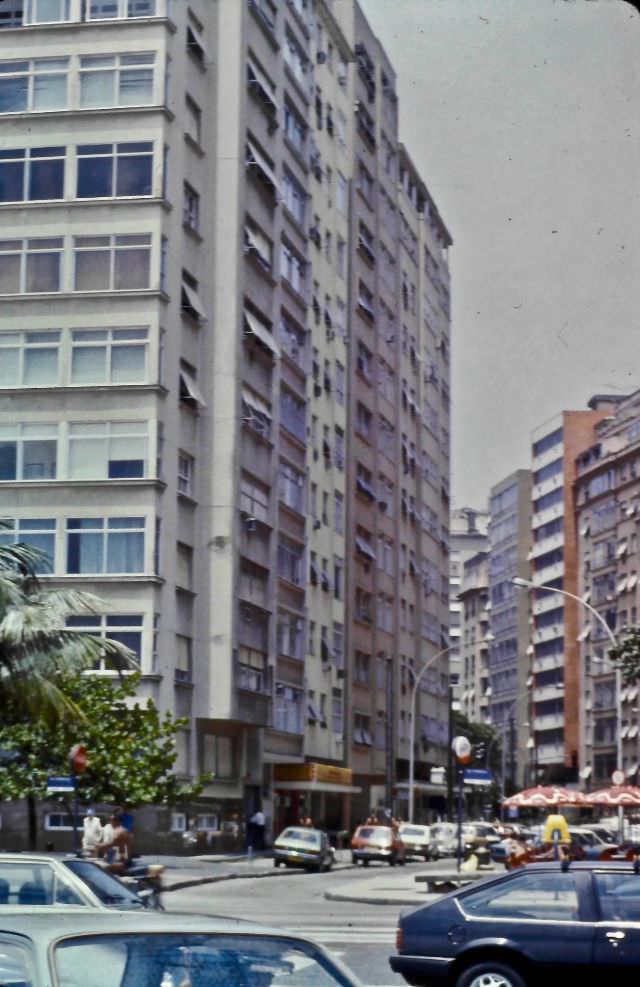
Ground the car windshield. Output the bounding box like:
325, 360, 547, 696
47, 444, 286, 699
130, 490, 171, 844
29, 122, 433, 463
62, 859, 144, 908
277, 829, 321, 847
54, 933, 360, 987
430, 825, 452, 839
356, 827, 390, 840
399, 826, 427, 837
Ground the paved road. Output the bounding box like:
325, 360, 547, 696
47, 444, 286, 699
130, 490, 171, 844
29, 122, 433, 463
163, 859, 429, 986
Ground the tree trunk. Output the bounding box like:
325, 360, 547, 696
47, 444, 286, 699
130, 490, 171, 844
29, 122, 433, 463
27, 794, 37, 850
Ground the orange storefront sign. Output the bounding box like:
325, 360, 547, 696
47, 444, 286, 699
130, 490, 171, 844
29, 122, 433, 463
274, 763, 353, 787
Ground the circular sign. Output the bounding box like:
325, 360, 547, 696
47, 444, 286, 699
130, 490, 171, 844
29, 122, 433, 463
69, 743, 88, 774
451, 735, 472, 764
612, 769, 625, 786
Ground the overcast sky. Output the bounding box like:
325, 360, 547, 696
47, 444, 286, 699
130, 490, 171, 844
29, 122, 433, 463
359, 0, 640, 508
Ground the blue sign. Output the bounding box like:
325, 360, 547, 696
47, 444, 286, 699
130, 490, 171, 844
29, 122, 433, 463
463, 768, 493, 787
46, 775, 76, 794
508, 806, 519, 819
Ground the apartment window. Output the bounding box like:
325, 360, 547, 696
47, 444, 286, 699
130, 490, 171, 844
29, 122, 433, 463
282, 169, 305, 226
334, 491, 344, 534
174, 634, 192, 683
0, 57, 68, 113
324, 231, 332, 262
66, 613, 143, 670
279, 387, 305, 442
182, 182, 200, 231
274, 683, 303, 735
0, 517, 55, 572
357, 159, 373, 203
242, 385, 271, 437
66, 516, 145, 574
357, 281, 375, 321
277, 611, 304, 660
278, 311, 305, 363
334, 361, 345, 404
1, 0, 71, 26
279, 461, 305, 513
177, 453, 194, 497
68, 420, 148, 480
355, 402, 372, 440
283, 101, 306, 154
334, 556, 344, 600
332, 690, 343, 733
357, 341, 373, 383
0, 330, 60, 387
308, 620, 315, 654
0, 146, 64, 202
0, 237, 62, 294
284, 32, 307, 87
244, 220, 272, 271
0, 423, 57, 480
70, 327, 148, 384
239, 473, 269, 521
333, 625, 344, 670
334, 427, 345, 468
184, 95, 202, 145
354, 712, 372, 746
73, 234, 151, 291
336, 237, 346, 279
77, 142, 153, 198
85, 0, 157, 18
280, 241, 305, 294
336, 171, 347, 214
277, 535, 304, 586
186, 13, 206, 65
321, 491, 329, 525
355, 588, 373, 624
79, 53, 155, 109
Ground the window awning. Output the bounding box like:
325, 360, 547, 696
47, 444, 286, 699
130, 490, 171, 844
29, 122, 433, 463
355, 536, 376, 561
580, 765, 592, 779
248, 59, 278, 113
187, 24, 209, 62
244, 310, 280, 356
627, 573, 638, 591
577, 626, 591, 642
617, 541, 628, 558
580, 521, 590, 537
246, 139, 278, 191
241, 386, 271, 419
617, 576, 629, 595
179, 368, 206, 407
628, 725, 639, 739
627, 686, 639, 702
181, 280, 207, 321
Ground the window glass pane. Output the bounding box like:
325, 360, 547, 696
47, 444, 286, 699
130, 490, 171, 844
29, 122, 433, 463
75, 250, 110, 290
595, 873, 640, 922
0, 442, 17, 479
119, 68, 153, 106
71, 346, 107, 383
69, 438, 107, 479
114, 247, 149, 289
107, 530, 144, 572
87, 0, 120, 17
24, 347, 58, 386
77, 157, 113, 197
0, 77, 28, 114
23, 438, 57, 479
0, 253, 20, 292
116, 154, 152, 196
67, 531, 103, 573
29, 156, 64, 199
25, 251, 60, 292
33, 71, 67, 110
111, 344, 145, 381
0, 348, 19, 385
80, 69, 115, 108
461, 872, 579, 921
0, 159, 24, 201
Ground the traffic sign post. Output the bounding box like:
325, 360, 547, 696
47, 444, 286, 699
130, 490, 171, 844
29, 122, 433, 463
612, 769, 625, 786
68, 745, 88, 855
46, 776, 75, 795
452, 735, 470, 872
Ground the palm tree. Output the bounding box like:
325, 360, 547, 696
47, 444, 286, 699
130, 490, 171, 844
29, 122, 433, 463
0, 535, 134, 725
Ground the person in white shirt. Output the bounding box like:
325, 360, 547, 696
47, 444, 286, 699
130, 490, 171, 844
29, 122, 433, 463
250, 808, 266, 850
82, 809, 103, 855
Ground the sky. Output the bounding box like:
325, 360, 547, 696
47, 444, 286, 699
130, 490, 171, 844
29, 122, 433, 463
359, 0, 640, 508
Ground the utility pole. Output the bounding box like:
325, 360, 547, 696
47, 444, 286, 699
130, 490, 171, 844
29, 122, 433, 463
385, 658, 393, 811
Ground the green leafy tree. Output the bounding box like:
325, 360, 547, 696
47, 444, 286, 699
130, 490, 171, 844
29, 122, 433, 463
609, 626, 640, 686
0, 672, 210, 847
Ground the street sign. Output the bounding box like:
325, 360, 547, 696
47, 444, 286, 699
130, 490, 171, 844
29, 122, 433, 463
612, 769, 625, 786
46, 775, 76, 794
463, 767, 493, 787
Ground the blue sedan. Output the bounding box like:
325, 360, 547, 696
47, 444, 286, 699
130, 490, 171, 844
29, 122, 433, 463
390, 861, 640, 987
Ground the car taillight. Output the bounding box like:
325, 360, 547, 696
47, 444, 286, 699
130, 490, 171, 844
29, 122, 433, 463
395, 927, 404, 952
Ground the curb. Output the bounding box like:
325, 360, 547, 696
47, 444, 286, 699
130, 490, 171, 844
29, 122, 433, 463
165, 862, 357, 892
324, 888, 423, 906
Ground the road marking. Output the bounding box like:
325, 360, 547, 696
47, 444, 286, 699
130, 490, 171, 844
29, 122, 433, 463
287, 926, 394, 944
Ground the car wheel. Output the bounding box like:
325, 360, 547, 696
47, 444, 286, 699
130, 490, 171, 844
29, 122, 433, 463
456, 961, 526, 987
351, 854, 358, 864
362, 858, 369, 867
274, 859, 280, 868
389, 853, 396, 867
325, 856, 333, 871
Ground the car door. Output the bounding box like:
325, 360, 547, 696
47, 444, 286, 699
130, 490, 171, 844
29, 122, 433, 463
591, 870, 640, 981
457, 869, 593, 971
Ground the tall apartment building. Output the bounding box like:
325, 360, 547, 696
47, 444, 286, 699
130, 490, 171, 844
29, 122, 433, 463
528, 400, 619, 783
487, 469, 532, 787
459, 551, 489, 725
574, 389, 640, 787
0, 0, 452, 841
449, 507, 489, 708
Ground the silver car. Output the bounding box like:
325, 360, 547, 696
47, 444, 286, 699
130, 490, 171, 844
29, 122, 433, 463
0, 909, 365, 986
0, 853, 144, 910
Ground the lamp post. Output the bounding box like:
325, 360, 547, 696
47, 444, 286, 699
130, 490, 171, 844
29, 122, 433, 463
513, 576, 624, 839
408, 646, 450, 823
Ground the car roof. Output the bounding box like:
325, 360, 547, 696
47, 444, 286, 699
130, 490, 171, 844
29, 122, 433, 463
0, 908, 318, 940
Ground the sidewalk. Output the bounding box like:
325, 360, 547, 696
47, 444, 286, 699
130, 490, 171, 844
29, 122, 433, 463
323, 864, 498, 907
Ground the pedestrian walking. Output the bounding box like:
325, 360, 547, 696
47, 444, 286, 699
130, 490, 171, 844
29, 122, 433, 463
250, 807, 266, 850
81, 809, 102, 856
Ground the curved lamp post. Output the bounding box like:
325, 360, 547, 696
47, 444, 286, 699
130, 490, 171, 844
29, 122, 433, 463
408, 645, 450, 823
513, 576, 623, 839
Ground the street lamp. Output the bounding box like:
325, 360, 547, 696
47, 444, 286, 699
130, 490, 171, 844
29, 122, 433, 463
408, 645, 450, 823
513, 576, 624, 839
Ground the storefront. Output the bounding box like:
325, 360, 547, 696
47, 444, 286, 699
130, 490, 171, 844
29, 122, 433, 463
393, 780, 448, 822
273, 763, 360, 840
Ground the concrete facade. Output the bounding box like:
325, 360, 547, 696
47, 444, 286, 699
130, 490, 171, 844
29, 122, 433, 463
459, 551, 489, 726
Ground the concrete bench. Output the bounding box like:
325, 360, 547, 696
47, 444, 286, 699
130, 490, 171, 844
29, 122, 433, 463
414, 872, 485, 893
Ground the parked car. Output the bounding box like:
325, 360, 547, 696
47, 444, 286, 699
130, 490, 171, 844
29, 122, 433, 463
461, 822, 501, 865
569, 826, 618, 860
272, 827, 334, 872
427, 822, 457, 859
582, 823, 618, 844
0, 853, 145, 910
351, 825, 406, 866
391, 860, 640, 986
398, 824, 433, 861
0, 909, 366, 986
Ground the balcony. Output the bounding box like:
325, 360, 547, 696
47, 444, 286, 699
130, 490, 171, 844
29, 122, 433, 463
532, 503, 564, 530
533, 624, 564, 645
532, 561, 564, 585
533, 712, 565, 731
533, 592, 564, 616
532, 651, 564, 674
531, 532, 564, 560
532, 442, 564, 474
533, 683, 564, 703
536, 742, 565, 764
532, 474, 563, 503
